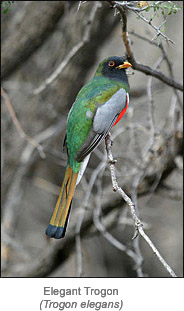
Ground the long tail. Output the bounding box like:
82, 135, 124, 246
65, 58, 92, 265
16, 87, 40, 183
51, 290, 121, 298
46, 164, 78, 239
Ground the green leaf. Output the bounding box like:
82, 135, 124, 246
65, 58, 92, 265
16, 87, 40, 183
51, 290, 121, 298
162, 4, 170, 9
3, 7, 8, 14
150, 14, 154, 20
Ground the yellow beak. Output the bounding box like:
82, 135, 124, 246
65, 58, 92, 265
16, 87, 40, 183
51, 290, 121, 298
116, 61, 132, 69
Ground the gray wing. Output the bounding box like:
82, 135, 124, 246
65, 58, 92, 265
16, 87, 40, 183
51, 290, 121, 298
76, 88, 127, 162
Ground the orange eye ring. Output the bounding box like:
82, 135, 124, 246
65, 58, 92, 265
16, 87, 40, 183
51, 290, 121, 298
108, 60, 115, 67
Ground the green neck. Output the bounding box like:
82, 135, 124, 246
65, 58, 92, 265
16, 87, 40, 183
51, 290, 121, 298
95, 69, 129, 92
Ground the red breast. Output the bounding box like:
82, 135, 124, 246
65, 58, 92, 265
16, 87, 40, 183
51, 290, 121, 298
113, 93, 129, 127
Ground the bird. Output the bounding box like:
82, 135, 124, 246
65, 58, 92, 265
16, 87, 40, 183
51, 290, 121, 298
46, 56, 132, 239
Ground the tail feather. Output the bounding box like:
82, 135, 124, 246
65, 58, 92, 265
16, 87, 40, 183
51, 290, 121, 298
46, 165, 78, 239
60, 200, 72, 238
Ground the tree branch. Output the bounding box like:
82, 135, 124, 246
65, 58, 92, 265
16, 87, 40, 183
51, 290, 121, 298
93, 166, 145, 277
1, 121, 65, 271
105, 133, 177, 278
1, 87, 45, 159
33, 2, 102, 95
107, 1, 183, 92
1, 2, 66, 79
131, 62, 183, 91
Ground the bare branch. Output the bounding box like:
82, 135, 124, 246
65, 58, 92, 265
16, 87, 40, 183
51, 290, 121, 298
75, 159, 106, 277
1, 2, 66, 79
105, 133, 177, 278
109, 1, 180, 43
93, 167, 145, 277
1, 87, 45, 159
33, 2, 102, 95
132, 62, 183, 91
78, 1, 87, 11
129, 31, 183, 106
134, 11, 174, 44
107, 1, 183, 92
129, 56, 164, 276
1, 121, 65, 270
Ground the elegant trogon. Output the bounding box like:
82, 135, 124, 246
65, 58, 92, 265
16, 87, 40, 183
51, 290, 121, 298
46, 56, 132, 239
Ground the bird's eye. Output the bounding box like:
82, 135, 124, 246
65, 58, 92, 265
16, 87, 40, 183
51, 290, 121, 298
108, 60, 115, 67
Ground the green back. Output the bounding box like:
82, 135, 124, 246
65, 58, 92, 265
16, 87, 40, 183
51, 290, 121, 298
66, 76, 129, 172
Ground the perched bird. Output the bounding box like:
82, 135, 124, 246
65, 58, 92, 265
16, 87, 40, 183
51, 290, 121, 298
46, 56, 132, 239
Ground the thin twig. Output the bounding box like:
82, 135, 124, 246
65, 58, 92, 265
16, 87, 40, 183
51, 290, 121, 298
130, 51, 162, 273
93, 167, 145, 276
109, 1, 175, 43
33, 2, 102, 95
107, 1, 183, 92
145, 56, 164, 154
1, 121, 65, 269
134, 11, 174, 44
129, 31, 183, 107
1, 87, 45, 159
75, 160, 106, 277
105, 133, 177, 278
78, 1, 87, 11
